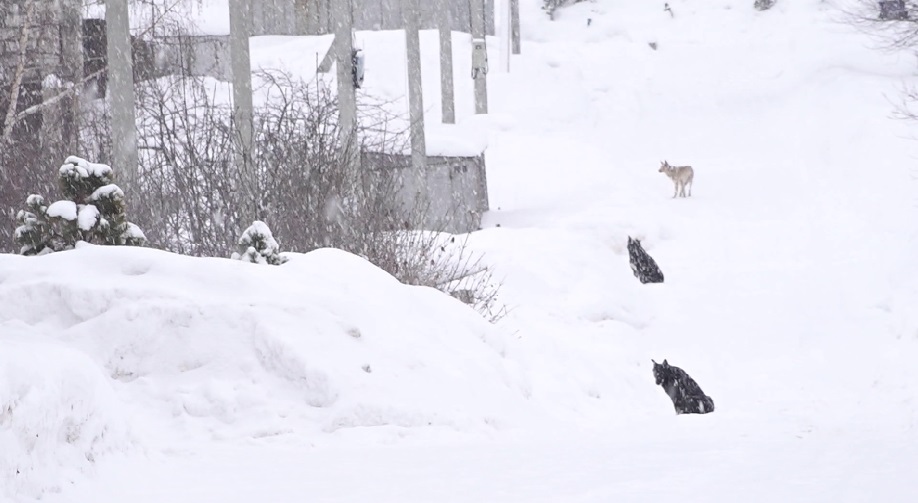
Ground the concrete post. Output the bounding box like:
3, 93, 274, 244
333, 0, 357, 140
404, 0, 427, 173
438, 0, 456, 124
511, 0, 520, 54
470, 0, 488, 114
106, 0, 139, 193
229, 0, 256, 220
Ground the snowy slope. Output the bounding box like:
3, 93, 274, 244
5, 0, 918, 501
0, 245, 546, 499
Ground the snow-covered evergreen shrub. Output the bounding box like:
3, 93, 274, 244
543, 0, 587, 19
231, 221, 288, 265
13, 156, 146, 255
14, 195, 56, 256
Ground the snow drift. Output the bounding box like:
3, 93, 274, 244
0, 327, 130, 500
0, 244, 535, 499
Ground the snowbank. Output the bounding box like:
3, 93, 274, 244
0, 244, 536, 497
0, 326, 130, 501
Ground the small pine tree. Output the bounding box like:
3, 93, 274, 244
88, 184, 146, 246
14, 195, 55, 255
12, 156, 146, 255
231, 221, 288, 265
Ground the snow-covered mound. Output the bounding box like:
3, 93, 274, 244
0, 244, 537, 498
0, 326, 130, 500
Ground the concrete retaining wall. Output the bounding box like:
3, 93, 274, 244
254, 0, 496, 36
361, 151, 489, 234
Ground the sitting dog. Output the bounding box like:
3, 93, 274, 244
652, 359, 715, 414
627, 236, 664, 284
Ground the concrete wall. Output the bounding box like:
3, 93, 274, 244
361, 151, 489, 234
253, 0, 496, 36
155, 0, 497, 80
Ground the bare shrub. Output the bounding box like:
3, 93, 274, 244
837, 0, 918, 50
132, 74, 239, 255
119, 65, 504, 321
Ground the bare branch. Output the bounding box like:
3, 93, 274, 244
2, 0, 37, 141
6, 0, 185, 130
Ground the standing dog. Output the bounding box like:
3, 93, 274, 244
658, 160, 694, 198
627, 236, 664, 284
652, 359, 715, 415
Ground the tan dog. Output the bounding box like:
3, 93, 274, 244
658, 160, 694, 198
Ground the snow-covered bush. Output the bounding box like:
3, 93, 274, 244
14, 195, 60, 256
231, 220, 288, 265
13, 156, 146, 255
543, 0, 588, 19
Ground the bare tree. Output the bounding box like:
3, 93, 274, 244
1, 0, 56, 252
838, 1, 918, 49
1, 1, 36, 142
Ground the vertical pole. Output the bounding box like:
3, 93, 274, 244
229, 0, 256, 220
106, 0, 139, 193
404, 0, 427, 173
61, 0, 83, 153
511, 0, 520, 54
333, 0, 357, 138
438, 0, 456, 124
470, 0, 488, 114
500, 0, 510, 72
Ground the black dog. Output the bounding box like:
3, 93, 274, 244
627, 236, 664, 284
652, 359, 715, 415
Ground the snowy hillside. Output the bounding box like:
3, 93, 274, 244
0, 244, 549, 499
4, 0, 918, 501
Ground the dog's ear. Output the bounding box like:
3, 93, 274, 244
651, 359, 657, 365
628, 236, 633, 244
662, 359, 669, 367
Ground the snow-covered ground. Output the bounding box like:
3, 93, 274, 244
4, 0, 918, 501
